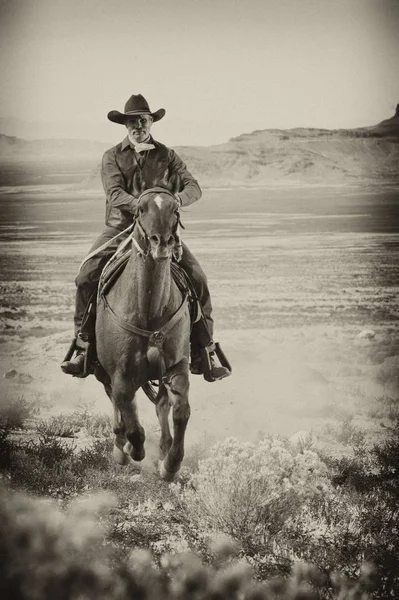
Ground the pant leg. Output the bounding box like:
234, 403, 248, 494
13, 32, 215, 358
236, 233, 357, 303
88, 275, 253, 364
179, 242, 214, 348
74, 227, 127, 336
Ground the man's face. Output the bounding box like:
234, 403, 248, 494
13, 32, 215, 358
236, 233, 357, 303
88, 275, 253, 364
125, 115, 153, 143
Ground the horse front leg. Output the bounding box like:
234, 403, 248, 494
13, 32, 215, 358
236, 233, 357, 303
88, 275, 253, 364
159, 359, 190, 481
97, 377, 127, 465
156, 383, 172, 460
112, 373, 145, 462
112, 404, 128, 465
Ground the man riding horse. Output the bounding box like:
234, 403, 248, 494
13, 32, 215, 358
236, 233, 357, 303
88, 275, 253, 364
61, 94, 231, 382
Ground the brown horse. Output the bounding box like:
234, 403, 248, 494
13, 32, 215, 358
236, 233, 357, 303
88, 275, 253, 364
95, 173, 191, 481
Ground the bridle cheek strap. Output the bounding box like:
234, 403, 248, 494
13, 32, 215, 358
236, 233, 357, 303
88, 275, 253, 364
133, 219, 150, 257
173, 221, 183, 262
134, 211, 184, 262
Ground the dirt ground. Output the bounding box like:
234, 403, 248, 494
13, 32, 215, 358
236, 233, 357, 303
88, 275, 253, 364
1, 183, 398, 459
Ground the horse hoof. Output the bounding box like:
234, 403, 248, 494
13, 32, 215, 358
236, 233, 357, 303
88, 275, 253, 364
159, 460, 179, 482
113, 444, 129, 465
123, 441, 145, 462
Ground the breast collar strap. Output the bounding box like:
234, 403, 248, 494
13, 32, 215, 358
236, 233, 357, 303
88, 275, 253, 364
102, 293, 189, 379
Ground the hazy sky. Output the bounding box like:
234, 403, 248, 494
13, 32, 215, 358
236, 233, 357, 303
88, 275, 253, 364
1, 0, 398, 145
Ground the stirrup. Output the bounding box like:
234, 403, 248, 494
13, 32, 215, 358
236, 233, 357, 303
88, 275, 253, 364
61, 337, 95, 379
200, 342, 232, 382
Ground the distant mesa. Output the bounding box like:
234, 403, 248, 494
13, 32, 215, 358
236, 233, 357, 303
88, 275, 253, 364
372, 103, 399, 136
0, 104, 398, 188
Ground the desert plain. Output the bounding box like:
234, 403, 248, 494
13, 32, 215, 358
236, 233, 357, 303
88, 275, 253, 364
1, 182, 398, 457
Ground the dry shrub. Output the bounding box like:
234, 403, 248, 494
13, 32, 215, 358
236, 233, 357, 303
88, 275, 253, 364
0, 486, 377, 600
36, 405, 112, 439
36, 415, 79, 438
0, 394, 36, 429
0, 487, 123, 600
181, 436, 331, 547
179, 435, 396, 592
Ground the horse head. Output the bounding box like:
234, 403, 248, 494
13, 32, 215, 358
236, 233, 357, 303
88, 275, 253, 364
132, 170, 183, 262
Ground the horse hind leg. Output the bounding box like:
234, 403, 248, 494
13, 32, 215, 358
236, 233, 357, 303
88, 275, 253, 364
159, 361, 190, 481
112, 375, 145, 462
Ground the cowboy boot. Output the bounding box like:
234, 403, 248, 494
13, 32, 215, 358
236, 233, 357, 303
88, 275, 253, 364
62, 288, 97, 377
206, 355, 231, 382
190, 344, 231, 382
60, 334, 89, 376
61, 347, 86, 375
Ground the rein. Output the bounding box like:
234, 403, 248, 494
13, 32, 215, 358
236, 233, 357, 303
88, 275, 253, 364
79, 224, 135, 272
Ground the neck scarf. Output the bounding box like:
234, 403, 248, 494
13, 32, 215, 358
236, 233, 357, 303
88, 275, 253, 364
128, 134, 155, 153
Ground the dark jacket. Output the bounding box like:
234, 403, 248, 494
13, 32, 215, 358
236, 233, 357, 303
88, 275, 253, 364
101, 136, 202, 230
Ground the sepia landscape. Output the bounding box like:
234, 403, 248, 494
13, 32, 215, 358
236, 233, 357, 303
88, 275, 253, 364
1, 102, 399, 598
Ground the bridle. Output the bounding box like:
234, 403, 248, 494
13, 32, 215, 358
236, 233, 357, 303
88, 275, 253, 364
132, 187, 185, 261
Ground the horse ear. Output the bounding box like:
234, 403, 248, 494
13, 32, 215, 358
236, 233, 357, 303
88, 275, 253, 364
168, 171, 182, 196
160, 168, 170, 188
159, 169, 181, 196
133, 170, 145, 197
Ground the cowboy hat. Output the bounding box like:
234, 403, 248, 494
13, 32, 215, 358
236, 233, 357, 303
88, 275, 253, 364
107, 94, 165, 124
